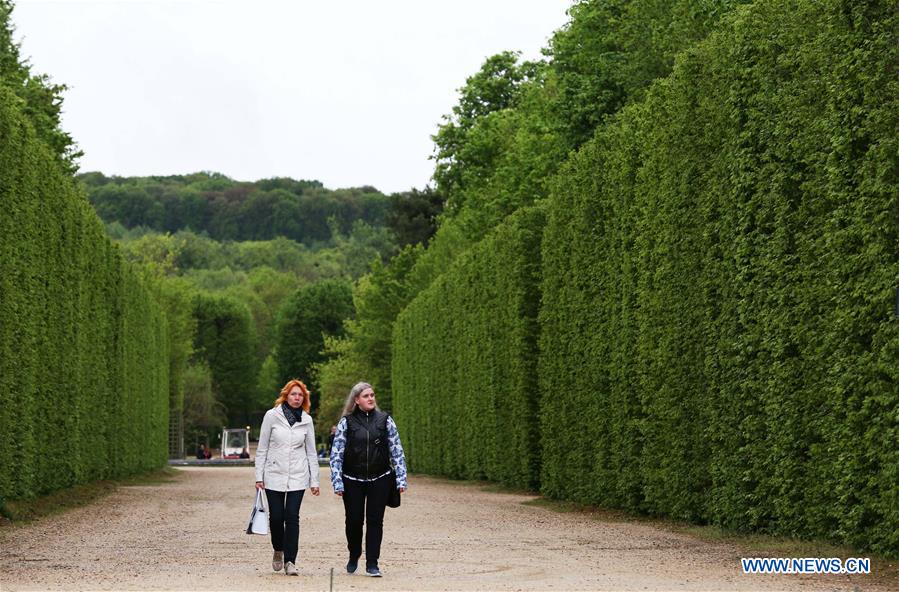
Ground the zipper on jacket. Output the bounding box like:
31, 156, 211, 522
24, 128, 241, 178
365, 411, 370, 479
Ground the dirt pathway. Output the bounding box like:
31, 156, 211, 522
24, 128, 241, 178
0, 467, 881, 591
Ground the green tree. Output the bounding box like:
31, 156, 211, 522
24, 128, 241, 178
386, 187, 444, 247
330, 219, 397, 279
182, 362, 225, 452
242, 266, 301, 361
118, 232, 185, 276
312, 335, 368, 438
0, 0, 81, 172
432, 51, 541, 212
256, 354, 281, 410
274, 279, 354, 413
192, 292, 258, 426
405, 67, 566, 305
81, 172, 391, 245
547, 0, 751, 149
344, 244, 422, 411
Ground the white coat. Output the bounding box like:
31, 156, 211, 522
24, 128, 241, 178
255, 406, 320, 492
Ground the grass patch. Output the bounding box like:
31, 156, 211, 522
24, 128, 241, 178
0, 467, 181, 527
408, 472, 489, 488
412, 472, 539, 497
479, 482, 538, 496
522, 497, 644, 523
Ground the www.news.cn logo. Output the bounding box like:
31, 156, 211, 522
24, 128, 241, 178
741, 557, 870, 575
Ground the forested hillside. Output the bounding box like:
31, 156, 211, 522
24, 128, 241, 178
82, 172, 390, 245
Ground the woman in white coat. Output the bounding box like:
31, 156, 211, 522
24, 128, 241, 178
255, 379, 320, 576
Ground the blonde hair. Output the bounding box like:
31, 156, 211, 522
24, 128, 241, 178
274, 379, 311, 413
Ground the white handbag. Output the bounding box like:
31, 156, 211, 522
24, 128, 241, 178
246, 489, 269, 535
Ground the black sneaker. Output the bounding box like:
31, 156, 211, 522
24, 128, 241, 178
346, 558, 358, 574
365, 566, 382, 577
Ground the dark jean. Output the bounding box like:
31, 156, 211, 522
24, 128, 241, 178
265, 489, 305, 564
342, 473, 392, 568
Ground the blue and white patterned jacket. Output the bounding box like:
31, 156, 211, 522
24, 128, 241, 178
329, 414, 408, 494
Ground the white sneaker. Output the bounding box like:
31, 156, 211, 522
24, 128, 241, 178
285, 561, 298, 576
272, 551, 283, 572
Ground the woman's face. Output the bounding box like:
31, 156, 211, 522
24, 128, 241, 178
355, 387, 376, 412
286, 386, 303, 409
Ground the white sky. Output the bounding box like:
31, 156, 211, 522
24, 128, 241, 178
11, 0, 571, 194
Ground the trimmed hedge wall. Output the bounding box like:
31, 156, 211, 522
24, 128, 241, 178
540, 0, 897, 553
390, 0, 896, 555
392, 206, 544, 489
0, 85, 169, 505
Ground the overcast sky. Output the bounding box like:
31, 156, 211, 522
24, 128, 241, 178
11, 1, 571, 194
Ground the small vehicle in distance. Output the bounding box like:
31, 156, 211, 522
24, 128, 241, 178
221, 427, 251, 459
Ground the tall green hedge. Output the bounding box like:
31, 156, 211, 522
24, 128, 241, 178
540, 0, 897, 553
393, 206, 545, 489
193, 292, 258, 426
0, 84, 169, 505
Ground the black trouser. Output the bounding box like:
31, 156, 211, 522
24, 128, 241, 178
343, 474, 391, 568
265, 489, 305, 564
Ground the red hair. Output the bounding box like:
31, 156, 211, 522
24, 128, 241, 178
274, 379, 311, 413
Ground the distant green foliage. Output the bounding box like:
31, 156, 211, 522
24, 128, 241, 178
0, 84, 168, 504
341, 244, 423, 412
81, 171, 390, 245
192, 293, 257, 427
274, 279, 354, 412
328, 220, 398, 279
115, 222, 395, 365
540, 0, 897, 554
182, 361, 225, 448
114, 224, 395, 284
103, 200, 398, 435
311, 243, 423, 436
386, 187, 444, 248
393, 206, 545, 489
312, 334, 369, 438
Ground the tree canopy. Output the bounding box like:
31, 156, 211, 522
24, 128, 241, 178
274, 279, 355, 414
81, 172, 391, 245
0, 0, 81, 172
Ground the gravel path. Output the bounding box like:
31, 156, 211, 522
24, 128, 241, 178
0, 466, 881, 591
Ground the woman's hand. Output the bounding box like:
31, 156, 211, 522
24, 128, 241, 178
255, 481, 265, 490
399, 487, 406, 493
310, 487, 320, 496
336, 491, 343, 497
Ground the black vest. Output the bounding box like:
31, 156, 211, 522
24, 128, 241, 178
343, 409, 390, 480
